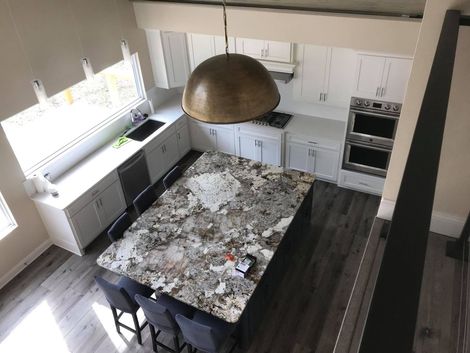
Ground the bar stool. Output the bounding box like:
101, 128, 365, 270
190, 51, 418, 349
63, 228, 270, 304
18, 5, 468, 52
175, 311, 237, 353
95, 276, 154, 344
163, 166, 183, 190
133, 185, 157, 215
135, 293, 194, 352
107, 212, 132, 242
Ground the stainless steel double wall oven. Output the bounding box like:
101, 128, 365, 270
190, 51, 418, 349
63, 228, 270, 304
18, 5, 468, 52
343, 97, 401, 177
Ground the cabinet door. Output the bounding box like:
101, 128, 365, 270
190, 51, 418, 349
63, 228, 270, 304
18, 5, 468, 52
97, 182, 126, 228
162, 32, 190, 87
259, 138, 281, 166
214, 127, 236, 155
187, 33, 215, 71
176, 124, 191, 156
295, 45, 328, 103
70, 201, 101, 248
238, 134, 259, 161
146, 143, 167, 184
162, 134, 180, 168
286, 142, 311, 172
324, 48, 356, 107
264, 41, 292, 62
189, 121, 215, 151
312, 147, 340, 182
236, 38, 264, 60
354, 55, 386, 99
381, 58, 412, 102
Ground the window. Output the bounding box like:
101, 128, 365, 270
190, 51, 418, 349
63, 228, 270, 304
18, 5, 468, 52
1, 56, 145, 175
0, 192, 17, 239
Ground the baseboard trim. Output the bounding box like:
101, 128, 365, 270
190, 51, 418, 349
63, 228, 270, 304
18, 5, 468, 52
0, 238, 52, 290
378, 198, 466, 238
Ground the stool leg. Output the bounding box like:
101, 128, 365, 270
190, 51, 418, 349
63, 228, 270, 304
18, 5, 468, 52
110, 306, 120, 334
174, 336, 180, 352
149, 325, 158, 352
132, 312, 142, 345
186, 343, 193, 353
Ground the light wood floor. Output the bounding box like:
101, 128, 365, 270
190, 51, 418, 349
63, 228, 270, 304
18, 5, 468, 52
0, 177, 382, 353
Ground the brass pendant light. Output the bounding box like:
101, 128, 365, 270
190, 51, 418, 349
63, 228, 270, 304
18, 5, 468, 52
182, 0, 280, 124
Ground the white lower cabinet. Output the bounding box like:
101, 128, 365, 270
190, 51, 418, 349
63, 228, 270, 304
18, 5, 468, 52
176, 123, 191, 156
237, 131, 282, 166
70, 201, 101, 249
146, 133, 180, 184
70, 180, 125, 248
189, 120, 236, 155
285, 135, 340, 182
34, 171, 126, 256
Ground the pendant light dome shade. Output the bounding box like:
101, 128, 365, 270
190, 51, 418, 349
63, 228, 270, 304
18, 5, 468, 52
182, 53, 280, 124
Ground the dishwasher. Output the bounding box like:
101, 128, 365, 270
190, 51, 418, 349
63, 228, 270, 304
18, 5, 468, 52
117, 150, 151, 207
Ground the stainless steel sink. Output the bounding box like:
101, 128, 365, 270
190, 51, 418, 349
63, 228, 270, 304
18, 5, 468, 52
126, 119, 166, 142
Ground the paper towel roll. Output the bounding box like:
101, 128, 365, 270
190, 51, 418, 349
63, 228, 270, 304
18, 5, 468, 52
32, 175, 46, 193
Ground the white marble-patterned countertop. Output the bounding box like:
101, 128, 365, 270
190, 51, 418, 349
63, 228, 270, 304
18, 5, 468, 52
97, 151, 315, 323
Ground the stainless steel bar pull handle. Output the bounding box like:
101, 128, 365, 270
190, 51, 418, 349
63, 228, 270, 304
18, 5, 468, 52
376, 87, 380, 97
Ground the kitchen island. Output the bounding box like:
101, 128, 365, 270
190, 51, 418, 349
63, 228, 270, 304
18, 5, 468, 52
97, 151, 315, 346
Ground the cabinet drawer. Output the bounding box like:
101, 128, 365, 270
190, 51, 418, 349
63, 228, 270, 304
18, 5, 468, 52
66, 171, 118, 217
286, 134, 340, 151
339, 170, 384, 195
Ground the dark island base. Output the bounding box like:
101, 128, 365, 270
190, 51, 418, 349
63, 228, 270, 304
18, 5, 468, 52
237, 183, 314, 348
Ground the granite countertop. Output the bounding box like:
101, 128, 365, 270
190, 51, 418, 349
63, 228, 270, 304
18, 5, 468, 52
97, 151, 315, 323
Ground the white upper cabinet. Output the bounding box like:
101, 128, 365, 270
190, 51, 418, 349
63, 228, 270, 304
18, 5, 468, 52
294, 45, 355, 107
236, 38, 292, 63
380, 58, 413, 102
354, 54, 412, 102
186, 33, 236, 71
146, 30, 190, 89
295, 45, 328, 104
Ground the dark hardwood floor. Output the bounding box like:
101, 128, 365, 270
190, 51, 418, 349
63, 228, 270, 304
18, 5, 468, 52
0, 156, 383, 353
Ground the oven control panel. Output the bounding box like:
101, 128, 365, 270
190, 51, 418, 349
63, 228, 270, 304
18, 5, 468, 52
351, 97, 401, 115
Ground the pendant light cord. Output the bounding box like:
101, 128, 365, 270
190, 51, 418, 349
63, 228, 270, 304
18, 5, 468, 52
223, 0, 229, 56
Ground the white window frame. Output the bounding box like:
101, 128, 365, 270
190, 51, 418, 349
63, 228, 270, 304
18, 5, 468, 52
5, 53, 148, 179
0, 192, 17, 240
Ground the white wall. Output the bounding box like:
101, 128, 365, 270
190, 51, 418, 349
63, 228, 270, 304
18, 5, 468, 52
0, 0, 159, 288
133, 2, 421, 56
381, 0, 470, 235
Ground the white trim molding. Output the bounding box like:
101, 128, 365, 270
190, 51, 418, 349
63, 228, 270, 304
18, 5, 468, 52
378, 198, 466, 238
0, 239, 52, 290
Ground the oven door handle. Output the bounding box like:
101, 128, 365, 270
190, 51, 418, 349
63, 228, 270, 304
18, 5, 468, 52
349, 109, 399, 120
346, 140, 393, 152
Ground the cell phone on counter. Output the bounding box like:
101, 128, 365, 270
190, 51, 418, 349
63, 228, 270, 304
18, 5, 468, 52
234, 254, 257, 278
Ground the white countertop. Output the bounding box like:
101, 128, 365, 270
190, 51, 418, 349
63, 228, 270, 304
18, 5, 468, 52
31, 96, 185, 210
32, 95, 347, 210
285, 112, 346, 142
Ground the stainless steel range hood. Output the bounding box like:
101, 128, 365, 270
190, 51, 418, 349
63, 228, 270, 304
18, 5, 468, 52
260, 61, 295, 83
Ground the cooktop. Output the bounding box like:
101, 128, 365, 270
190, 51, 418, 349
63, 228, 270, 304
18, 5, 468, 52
251, 111, 293, 129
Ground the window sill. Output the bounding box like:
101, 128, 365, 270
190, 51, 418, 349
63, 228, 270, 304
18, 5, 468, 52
0, 224, 18, 241
26, 97, 150, 181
